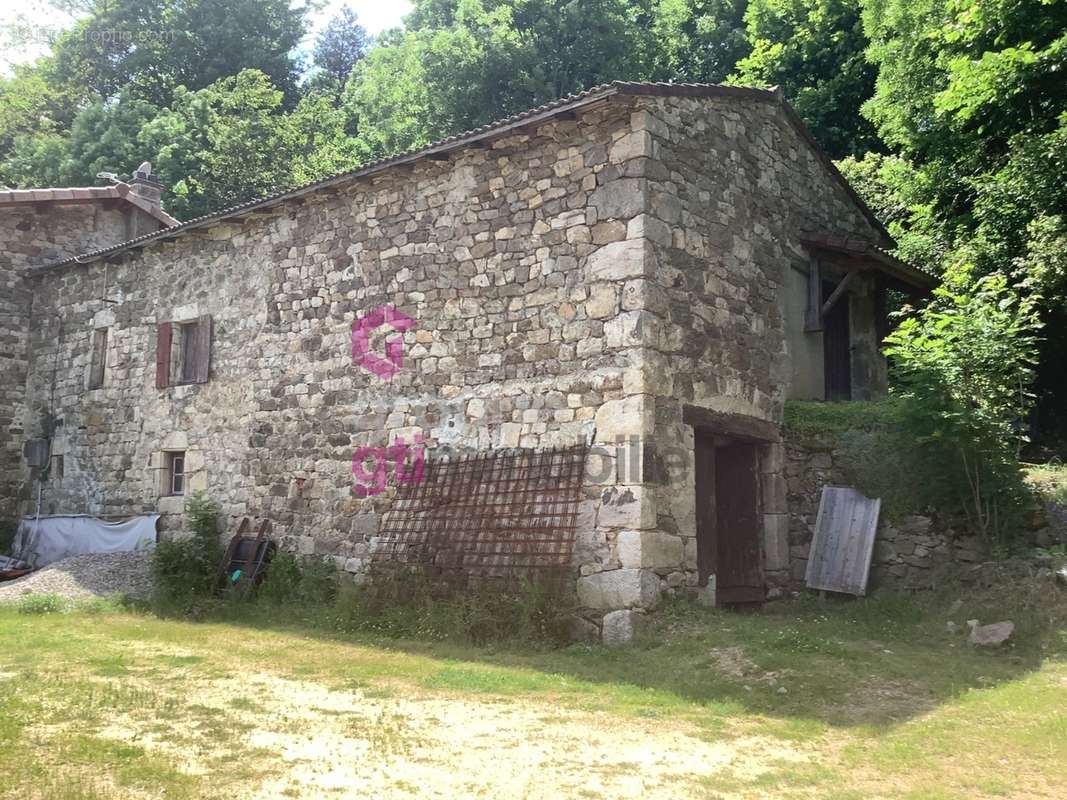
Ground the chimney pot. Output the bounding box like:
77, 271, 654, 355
129, 165, 163, 208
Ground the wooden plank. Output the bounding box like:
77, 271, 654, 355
805, 486, 881, 595
804, 254, 822, 331
820, 269, 859, 318
155, 322, 172, 389
192, 315, 212, 384
89, 328, 107, 388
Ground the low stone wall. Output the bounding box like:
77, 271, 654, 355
783, 436, 984, 591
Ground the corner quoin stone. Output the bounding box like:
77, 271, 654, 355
577, 568, 661, 611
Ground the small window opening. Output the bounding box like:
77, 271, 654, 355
164, 451, 186, 496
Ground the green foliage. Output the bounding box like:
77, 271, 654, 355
150, 493, 222, 606
783, 398, 904, 437
257, 551, 338, 606
785, 400, 952, 519
16, 594, 68, 615
49, 0, 306, 105
139, 69, 297, 218
345, 0, 643, 159
331, 572, 575, 647
642, 0, 750, 84
731, 0, 879, 157
884, 264, 1042, 541
311, 7, 371, 90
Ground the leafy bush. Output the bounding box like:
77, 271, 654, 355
150, 493, 223, 606
16, 594, 68, 615
257, 551, 338, 606
884, 265, 1041, 544
785, 401, 955, 519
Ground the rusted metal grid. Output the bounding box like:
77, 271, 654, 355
372, 445, 588, 590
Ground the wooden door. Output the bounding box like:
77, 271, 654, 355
695, 436, 764, 605
694, 431, 717, 586
714, 443, 764, 605
823, 280, 852, 400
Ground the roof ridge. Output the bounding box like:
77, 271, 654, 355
32, 81, 887, 272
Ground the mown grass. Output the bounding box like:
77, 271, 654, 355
0, 586, 1064, 799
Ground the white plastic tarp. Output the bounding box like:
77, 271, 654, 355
14, 514, 158, 567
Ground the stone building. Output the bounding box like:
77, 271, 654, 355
0, 171, 176, 518
1, 83, 934, 640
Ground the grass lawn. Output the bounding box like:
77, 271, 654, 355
1, 589, 1064, 800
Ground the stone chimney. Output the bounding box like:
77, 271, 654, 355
128, 161, 163, 209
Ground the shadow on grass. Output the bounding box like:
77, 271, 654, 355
135, 583, 1066, 731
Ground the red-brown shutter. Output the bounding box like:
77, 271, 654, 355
193, 315, 212, 384
155, 321, 172, 388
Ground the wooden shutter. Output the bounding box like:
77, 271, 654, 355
89, 328, 107, 389
192, 315, 212, 384
155, 321, 172, 388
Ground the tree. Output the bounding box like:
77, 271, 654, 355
346, 0, 642, 159
2, 89, 158, 188
884, 264, 1041, 542
50, 0, 307, 106
140, 70, 294, 218
642, 0, 750, 84
861, 0, 1067, 438
733, 0, 879, 158
286, 92, 362, 185
312, 7, 371, 90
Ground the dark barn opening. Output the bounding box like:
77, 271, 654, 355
823, 279, 852, 401
694, 431, 764, 607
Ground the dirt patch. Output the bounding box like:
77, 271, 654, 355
99, 671, 810, 799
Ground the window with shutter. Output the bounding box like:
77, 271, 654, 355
179, 322, 198, 384
156, 315, 212, 388
89, 328, 108, 389
192, 315, 212, 384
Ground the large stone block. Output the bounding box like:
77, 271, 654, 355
601, 609, 647, 645
762, 473, 788, 514
617, 530, 684, 569
597, 484, 656, 529
609, 131, 653, 164
577, 568, 660, 610
594, 396, 653, 442
763, 513, 790, 571
585, 239, 652, 282
589, 177, 646, 220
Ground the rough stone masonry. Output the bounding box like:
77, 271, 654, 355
1, 83, 936, 641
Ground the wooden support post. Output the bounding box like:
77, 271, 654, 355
804, 254, 823, 331
820, 269, 859, 318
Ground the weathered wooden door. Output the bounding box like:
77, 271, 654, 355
694, 431, 717, 587
714, 443, 764, 604
695, 435, 764, 604
823, 280, 852, 400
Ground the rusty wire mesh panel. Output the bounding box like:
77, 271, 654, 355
370, 445, 588, 591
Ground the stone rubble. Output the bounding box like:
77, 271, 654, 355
0, 551, 154, 601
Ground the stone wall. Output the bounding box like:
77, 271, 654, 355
614, 93, 887, 608
18, 101, 652, 621
0, 203, 147, 518
783, 436, 984, 590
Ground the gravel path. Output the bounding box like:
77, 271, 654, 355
0, 551, 154, 602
